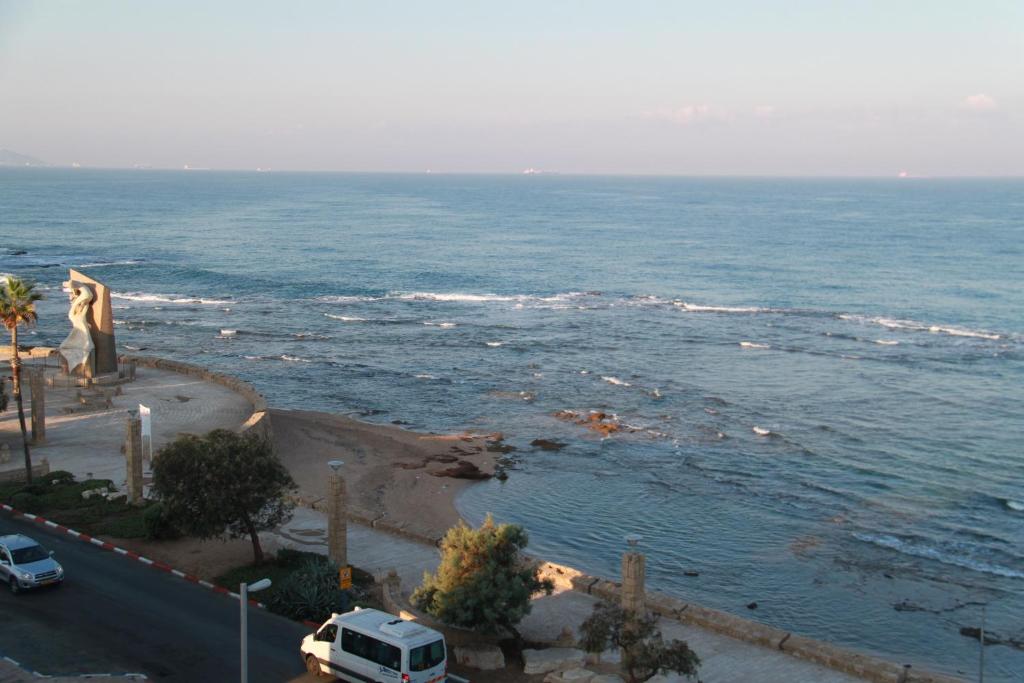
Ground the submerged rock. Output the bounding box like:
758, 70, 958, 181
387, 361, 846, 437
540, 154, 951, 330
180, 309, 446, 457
531, 439, 568, 451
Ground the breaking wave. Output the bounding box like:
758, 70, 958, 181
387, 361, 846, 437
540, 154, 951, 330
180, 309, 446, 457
601, 376, 631, 386
839, 315, 1002, 341
853, 533, 1024, 579
113, 291, 232, 305
740, 342, 770, 349
675, 301, 772, 314
325, 314, 367, 322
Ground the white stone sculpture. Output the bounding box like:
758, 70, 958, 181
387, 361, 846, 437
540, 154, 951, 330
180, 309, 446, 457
58, 280, 96, 375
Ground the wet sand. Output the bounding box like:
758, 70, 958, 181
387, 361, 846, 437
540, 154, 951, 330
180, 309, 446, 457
270, 408, 501, 541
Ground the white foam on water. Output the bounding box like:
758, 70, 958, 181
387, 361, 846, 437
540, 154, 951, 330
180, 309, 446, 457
602, 376, 631, 387
740, 341, 770, 349
874, 339, 899, 345
414, 373, 437, 380
315, 295, 381, 303
485, 341, 504, 347
752, 426, 772, 436
280, 354, 311, 363
113, 291, 232, 305
325, 314, 367, 322
397, 291, 518, 302
1006, 500, 1024, 512
423, 321, 457, 328
124, 344, 141, 351
853, 533, 1024, 579
839, 314, 1001, 341
219, 329, 237, 336
76, 259, 144, 268
675, 301, 768, 313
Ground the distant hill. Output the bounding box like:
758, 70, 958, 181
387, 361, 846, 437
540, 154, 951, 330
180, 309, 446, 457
0, 149, 47, 167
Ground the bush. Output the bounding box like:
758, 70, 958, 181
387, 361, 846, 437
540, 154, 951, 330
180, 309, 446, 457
579, 601, 700, 682
143, 502, 182, 540
412, 514, 553, 638
97, 510, 149, 538
10, 491, 41, 514
40, 470, 75, 486
265, 556, 350, 622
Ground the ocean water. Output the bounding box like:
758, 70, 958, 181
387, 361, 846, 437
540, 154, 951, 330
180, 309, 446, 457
2, 169, 1022, 680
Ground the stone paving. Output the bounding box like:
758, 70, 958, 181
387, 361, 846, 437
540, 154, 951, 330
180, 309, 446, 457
0, 362, 253, 485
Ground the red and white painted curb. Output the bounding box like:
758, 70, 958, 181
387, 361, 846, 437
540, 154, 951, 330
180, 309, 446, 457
2, 651, 147, 679
0, 503, 266, 609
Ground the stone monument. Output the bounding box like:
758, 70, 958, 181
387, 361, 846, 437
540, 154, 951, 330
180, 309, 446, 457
327, 460, 348, 567
29, 368, 45, 444
125, 413, 144, 505
57, 269, 117, 377
621, 534, 646, 615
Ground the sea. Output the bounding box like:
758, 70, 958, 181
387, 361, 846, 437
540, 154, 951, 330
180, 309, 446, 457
2, 169, 1022, 681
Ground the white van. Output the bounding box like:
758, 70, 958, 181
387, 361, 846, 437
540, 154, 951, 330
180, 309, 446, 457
301, 607, 448, 683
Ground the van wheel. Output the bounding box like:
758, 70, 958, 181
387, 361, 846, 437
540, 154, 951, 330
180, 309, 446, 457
304, 655, 323, 677
9, 578, 20, 595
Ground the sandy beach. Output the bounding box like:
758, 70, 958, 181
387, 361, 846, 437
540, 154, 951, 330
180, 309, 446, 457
270, 408, 502, 542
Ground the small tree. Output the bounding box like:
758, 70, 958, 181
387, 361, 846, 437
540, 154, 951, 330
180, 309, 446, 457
151, 429, 296, 563
412, 514, 553, 640
0, 277, 42, 482
579, 601, 700, 682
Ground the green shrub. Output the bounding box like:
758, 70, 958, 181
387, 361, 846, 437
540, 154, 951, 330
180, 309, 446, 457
143, 502, 182, 540
10, 491, 41, 514
97, 511, 148, 538
40, 470, 75, 486
266, 556, 350, 622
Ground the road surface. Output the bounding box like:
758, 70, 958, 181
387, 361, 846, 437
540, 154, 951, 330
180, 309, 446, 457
0, 511, 320, 682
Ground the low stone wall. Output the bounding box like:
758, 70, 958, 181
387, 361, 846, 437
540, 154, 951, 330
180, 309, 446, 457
569, 573, 964, 683
119, 355, 272, 441
0, 458, 50, 483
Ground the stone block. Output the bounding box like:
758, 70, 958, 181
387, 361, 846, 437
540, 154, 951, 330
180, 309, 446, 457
544, 668, 594, 682
453, 643, 505, 670
570, 574, 600, 594
646, 593, 688, 618
590, 580, 622, 602
646, 674, 688, 683
522, 648, 586, 675
590, 676, 625, 683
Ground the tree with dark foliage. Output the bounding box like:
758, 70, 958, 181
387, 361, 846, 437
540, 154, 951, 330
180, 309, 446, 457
579, 601, 700, 682
152, 429, 296, 563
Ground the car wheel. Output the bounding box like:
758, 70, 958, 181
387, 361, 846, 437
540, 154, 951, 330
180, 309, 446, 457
9, 577, 19, 595
304, 654, 323, 677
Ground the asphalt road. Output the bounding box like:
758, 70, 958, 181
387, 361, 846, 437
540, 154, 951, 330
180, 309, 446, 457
0, 511, 322, 682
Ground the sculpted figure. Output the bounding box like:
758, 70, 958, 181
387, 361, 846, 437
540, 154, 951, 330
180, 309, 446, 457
59, 280, 96, 375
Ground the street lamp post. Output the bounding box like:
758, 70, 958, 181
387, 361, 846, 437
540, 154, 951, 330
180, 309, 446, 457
240, 578, 272, 683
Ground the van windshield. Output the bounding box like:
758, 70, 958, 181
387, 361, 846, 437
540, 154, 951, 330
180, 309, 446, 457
409, 640, 445, 671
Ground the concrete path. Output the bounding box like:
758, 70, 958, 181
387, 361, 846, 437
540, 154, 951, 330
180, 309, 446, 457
0, 363, 253, 485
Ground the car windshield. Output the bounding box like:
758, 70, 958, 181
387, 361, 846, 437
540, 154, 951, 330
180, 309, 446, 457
409, 640, 445, 671
11, 545, 48, 564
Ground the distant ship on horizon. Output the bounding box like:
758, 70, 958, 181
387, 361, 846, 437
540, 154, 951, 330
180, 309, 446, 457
522, 167, 559, 175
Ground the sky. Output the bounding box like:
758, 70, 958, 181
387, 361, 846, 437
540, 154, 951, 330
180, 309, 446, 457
1, 0, 1022, 175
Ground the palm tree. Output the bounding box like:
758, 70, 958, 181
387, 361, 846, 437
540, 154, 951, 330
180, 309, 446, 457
0, 277, 43, 482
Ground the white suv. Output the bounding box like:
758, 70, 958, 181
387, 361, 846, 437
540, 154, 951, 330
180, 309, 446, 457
0, 534, 65, 593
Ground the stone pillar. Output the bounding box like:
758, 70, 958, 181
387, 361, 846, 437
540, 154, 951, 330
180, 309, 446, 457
327, 460, 347, 567
125, 413, 144, 505
29, 369, 45, 444
621, 535, 646, 615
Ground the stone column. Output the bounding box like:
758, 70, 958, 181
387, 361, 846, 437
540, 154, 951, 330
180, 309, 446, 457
125, 413, 144, 505
327, 460, 347, 567
29, 369, 45, 444
621, 535, 646, 615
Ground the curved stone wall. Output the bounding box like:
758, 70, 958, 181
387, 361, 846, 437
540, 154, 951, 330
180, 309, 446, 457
119, 355, 272, 440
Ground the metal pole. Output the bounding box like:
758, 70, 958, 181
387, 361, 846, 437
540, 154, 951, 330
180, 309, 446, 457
240, 582, 248, 683
978, 605, 986, 683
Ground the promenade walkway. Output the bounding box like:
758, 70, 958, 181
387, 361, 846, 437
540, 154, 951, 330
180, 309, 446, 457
0, 364, 253, 484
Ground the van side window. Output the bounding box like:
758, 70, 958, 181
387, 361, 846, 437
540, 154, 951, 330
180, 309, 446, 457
340, 629, 402, 671
316, 624, 338, 643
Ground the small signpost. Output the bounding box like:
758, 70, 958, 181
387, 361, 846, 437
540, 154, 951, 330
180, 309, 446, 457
338, 566, 352, 590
